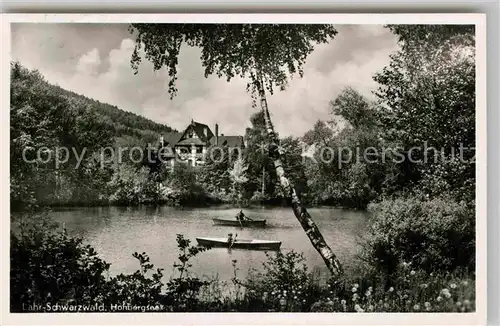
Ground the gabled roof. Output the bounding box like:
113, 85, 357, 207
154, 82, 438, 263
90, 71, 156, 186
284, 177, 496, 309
181, 121, 214, 143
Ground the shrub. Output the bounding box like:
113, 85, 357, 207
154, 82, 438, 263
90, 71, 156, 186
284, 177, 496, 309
360, 197, 475, 278
232, 250, 323, 312
10, 212, 110, 312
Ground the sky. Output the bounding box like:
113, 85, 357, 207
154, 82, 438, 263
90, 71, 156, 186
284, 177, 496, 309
11, 23, 399, 137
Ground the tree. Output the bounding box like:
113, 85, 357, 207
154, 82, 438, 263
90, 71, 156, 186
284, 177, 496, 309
244, 111, 277, 201
330, 87, 376, 129
374, 25, 475, 202
129, 24, 343, 276
229, 157, 249, 205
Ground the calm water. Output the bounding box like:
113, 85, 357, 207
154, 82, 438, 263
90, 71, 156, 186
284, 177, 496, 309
47, 206, 368, 282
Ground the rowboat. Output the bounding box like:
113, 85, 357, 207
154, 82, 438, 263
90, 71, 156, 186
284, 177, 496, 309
196, 237, 281, 251
212, 218, 266, 227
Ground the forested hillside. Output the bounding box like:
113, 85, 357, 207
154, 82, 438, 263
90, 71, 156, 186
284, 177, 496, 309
43, 73, 175, 145
10, 62, 176, 209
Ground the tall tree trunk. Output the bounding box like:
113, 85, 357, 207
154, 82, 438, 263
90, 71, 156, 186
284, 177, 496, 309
256, 75, 343, 277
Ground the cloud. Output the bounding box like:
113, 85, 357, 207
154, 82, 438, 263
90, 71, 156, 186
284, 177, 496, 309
76, 48, 101, 76
11, 24, 399, 137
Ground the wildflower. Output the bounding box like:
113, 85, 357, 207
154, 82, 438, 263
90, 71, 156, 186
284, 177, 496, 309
341, 299, 346, 305
410, 270, 416, 276
441, 289, 451, 299
413, 304, 420, 311
352, 293, 359, 301
302, 299, 306, 303
388, 287, 394, 292
464, 299, 470, 306
456, 301, 462, 307
437, 296, 443, 302
353, 283, 359, 288
450, 283, 457, 289
354, 304, 364, 312
424, 302, 431, 308
327, 297, 331, 301
368, 286, 373, 292
420, 283, 428, 289
462, 281, 469, 286
368, 305, 374, 311
378, 300, 383, 305
352, 287, 357, 293
365, 290, 371, 297
271, 291, 275, 295
383, 302, 389, 309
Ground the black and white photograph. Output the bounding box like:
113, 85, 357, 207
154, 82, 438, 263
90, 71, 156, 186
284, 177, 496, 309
3, 13, 487, 324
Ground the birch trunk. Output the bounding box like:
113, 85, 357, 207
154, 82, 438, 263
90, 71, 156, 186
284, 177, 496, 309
256, 76, 343, 277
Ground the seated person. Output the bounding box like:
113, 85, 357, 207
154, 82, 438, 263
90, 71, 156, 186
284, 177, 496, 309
235, 210, 246, 221
227, 233, 237, 247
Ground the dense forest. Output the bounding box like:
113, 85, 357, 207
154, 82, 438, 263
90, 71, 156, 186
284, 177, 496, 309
10, 25, 477, 313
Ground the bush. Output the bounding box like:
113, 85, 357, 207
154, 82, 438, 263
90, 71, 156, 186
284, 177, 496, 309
10, 212, 110, 312
230, 250, 323, 312
360, 197, 475, 277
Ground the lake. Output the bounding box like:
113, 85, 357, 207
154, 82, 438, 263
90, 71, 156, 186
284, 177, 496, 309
47, 206, 368, 282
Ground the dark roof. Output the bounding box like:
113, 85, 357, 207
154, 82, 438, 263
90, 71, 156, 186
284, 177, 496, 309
182, 121, 214, 143
217, 136, 245, 148
160, 122, 243, 148
177, 138, 206, 145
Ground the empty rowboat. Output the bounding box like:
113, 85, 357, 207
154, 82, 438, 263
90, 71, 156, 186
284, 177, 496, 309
212, 218, 266, 227
196, 237, 281, 251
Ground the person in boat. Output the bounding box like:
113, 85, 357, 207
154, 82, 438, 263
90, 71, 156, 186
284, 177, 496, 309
235, 210, 252, 222
228, 233, 237, 248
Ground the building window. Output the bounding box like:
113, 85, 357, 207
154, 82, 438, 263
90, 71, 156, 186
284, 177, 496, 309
196, 146, 203, 154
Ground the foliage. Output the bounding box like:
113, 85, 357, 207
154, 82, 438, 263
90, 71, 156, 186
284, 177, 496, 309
373, 25, 475, 203
228, 157, 249, 205
303, 90, 393, 208
164, 163, 209, 206
10, 62, 176, 209
360, 197, 475, 276
310, 263, 475, 313
330, 86, 377, 129
10, 212, 110, 312
130, 24, 337, 99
